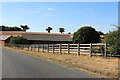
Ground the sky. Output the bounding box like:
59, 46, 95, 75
1, 2, 118, 34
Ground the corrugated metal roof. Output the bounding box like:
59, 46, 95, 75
22, 34, 72, 42
0, 35, 12, 40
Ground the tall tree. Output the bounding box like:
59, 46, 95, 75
20, 25, 30, 32
59, 28, 65, 33
46, 27, 53, 33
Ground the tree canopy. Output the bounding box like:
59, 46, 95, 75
59, 28, 65, 33
20, 25, 30, 32
104, 25, 120, 55
97, 31, 104, 35
0, 25, 22, 31
73, 26, 100, 43
46, 27, 53, 33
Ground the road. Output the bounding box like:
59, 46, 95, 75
2, 48, 96, 78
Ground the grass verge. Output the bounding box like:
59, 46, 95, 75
4, 47, 119, 78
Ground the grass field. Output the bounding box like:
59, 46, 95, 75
4, 47, 119, 78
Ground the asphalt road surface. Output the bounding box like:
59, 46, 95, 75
2, 48, 97, 78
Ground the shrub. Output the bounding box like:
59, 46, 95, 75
104, 30, 120, 55
73, 26, 100, 43
10, 36, 28, 44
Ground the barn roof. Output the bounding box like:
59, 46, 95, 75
0, 35, 12, 41
0, 31, 73, 36
0, 31, 73, 42
0, 31, 25, 36
22, 34, 72, 42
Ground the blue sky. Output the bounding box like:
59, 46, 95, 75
1, 2, 118, 33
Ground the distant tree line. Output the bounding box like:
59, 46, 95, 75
0, 25, 22, 31
0, 25, 30, 32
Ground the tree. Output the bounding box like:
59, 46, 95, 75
112, 25, 120, 31
68, 32, 71, 34
59, 28, 65, 33
20, 25, 30, 32
104, 25, 120, 55
97, 31, 104, 35
10, 36, 28, 44
73, 26, 100, 43
0, 25, 22, 31
0, 25, 5, 31
46, 27, 53, 33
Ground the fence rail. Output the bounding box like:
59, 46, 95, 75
6, 43, 108, 57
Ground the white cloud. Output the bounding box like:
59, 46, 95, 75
48, 8, 55, 11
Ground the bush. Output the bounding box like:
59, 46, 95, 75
10, 36, 28, 44
73, 26, 100, 43
104, 30, 120, 55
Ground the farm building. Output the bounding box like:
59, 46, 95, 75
1, 31, 25, 36
0, 31, 105, 46
21, 33, 72, 44
0, 31, 73, 45
0, 35, 13, 46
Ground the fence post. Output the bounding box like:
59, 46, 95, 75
89, 43, 92, 57
28, 45, 29, 51
16, 44, 18, 49
20, 44, 21, 49
14, 44, 16, 49
19, 44, 20, 49
25, 44, 27, 50
31, 45, 33, 51
47, 44, 49, 53
20, 44, 22, 49
22, 44, 24, 50
104, 43, 107, 57
53, 43, 55, 54
18, 44, 20, 49
60, 43, 62, 54
34, 44, 35, 51
16, 44, 17, 49
21, 44, 23, 50
38, 44, 40, 52
25, 45, 27, 50
42, 44, 44, 52
34, 44, 37, 52
77, 43, 80, 56
25, 44, 28, 50
67, 43, 70, 55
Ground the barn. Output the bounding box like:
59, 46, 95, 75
21, 33, 72, 44
0, 35, 13, 46
0, 31, 73, 46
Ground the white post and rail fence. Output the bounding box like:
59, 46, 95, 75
6, 43, 108, 57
